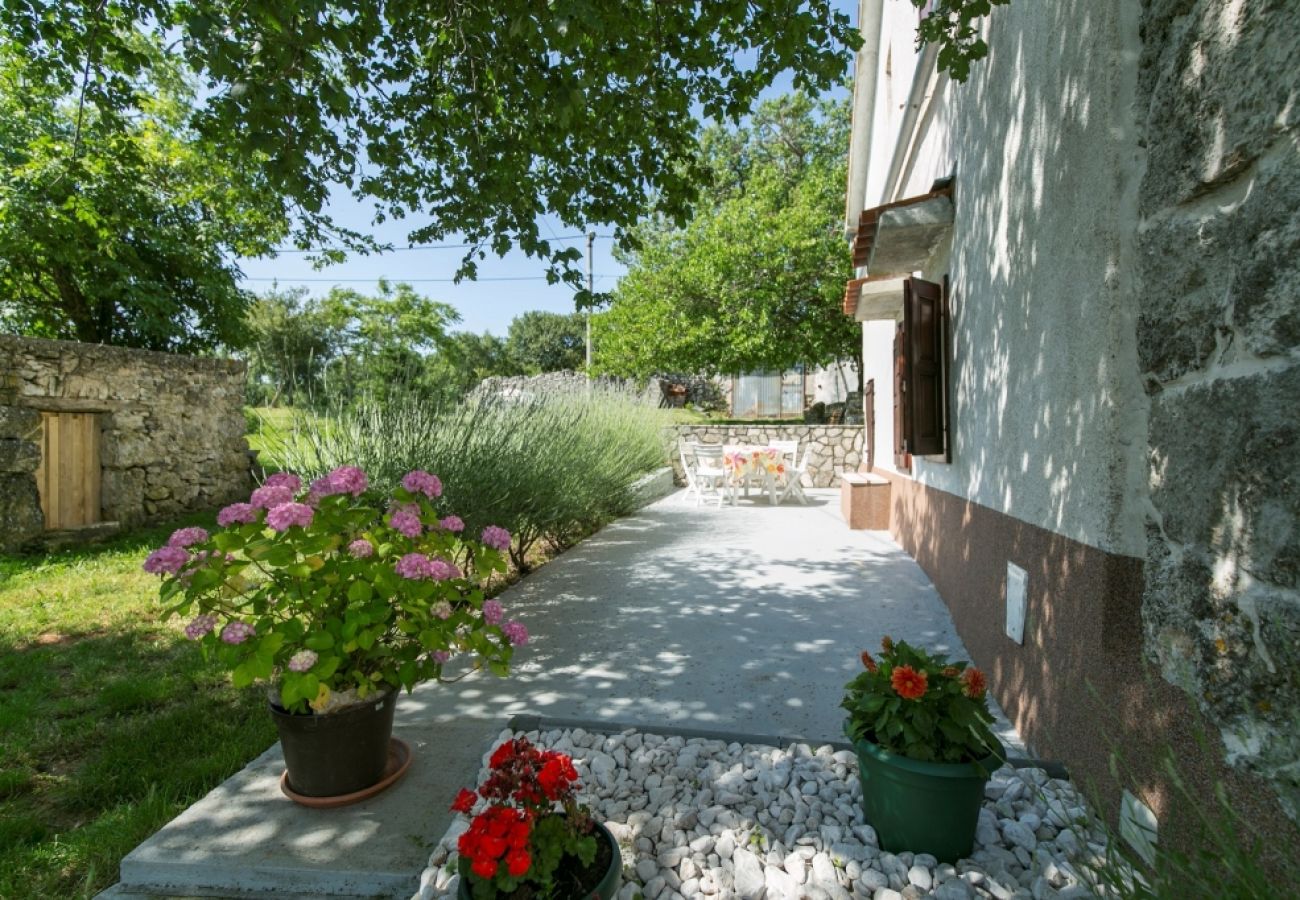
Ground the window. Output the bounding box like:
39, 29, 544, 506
893, 276, 951, 469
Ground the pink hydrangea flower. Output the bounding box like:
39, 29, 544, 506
250, 484, 295, 509
427, 558, 461, 581
389, 508, 423, 539
327, 466, 368, 497
401, 470, 443, 498
167, 526, 209, 548
217, 502, 259, 527
266, 502, 314, 532
439, 515, 465, 533
502, 620, 529, 647
287, 649, 318, 673
395, 552, 432, 579
432, 650, 451, 664
143, 545, 190, 575
433, 601, 452, 620
348, 539, 375, 558
482, 600, 504, 625
480, 525, 511, 551
184, 614, 218, 640
263, 472, 303, 493
220, 621, 256, 644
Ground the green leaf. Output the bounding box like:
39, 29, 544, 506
304, 632, 335, 650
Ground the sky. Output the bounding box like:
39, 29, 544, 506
236, 2, 859, 337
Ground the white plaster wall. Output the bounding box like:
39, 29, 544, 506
854, 0, 1148, 558
863, 321, 896, 466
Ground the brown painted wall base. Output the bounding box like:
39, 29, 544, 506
871, 467, 1297, 859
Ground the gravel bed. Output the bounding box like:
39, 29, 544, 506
416, 728, 1112, 900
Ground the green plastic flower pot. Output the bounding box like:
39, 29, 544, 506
849, 724, 1002, 864
457, 820, 622, 900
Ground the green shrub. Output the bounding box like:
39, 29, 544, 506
267, 381, 669, 568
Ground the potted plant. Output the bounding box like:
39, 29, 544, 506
450, 736, 621, 899
842, 636, 1003, 862
144, 466, 528, 799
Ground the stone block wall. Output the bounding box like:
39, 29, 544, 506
0, 335, 251, 551
668, 425, 863, 488
1137, 0, 1300, 821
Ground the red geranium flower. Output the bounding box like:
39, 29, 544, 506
891, 664, 928, 700
963, 667, 987, 699
505, 848, 532, 877
471, 855, 498, 879
451, 788, 476, 814
860, 650, 878, 672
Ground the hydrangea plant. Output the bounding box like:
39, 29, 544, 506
144, 467, 528, 714
842, 636, 1001, 764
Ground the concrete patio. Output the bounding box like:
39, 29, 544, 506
108, 488, 1023, 898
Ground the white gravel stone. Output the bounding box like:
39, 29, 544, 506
906, 865, 932, 891
414, 728, 1111, 900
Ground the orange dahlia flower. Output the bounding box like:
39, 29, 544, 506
891, 664, 928, 700
881, 635, 894, 653
963, 667, 987, 698
860, 650, 878, 672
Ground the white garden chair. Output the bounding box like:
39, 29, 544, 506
688, 444, 729, 507
681, 442, 733, 509
776, 448, 811, 505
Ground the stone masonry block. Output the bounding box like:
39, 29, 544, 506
0, 473, 44, 551
0, 405, 40, 440
1138, 159, 1300, 382
0, 439, 41, 474
1138, 0, 1300, 213
1148, 366, 1300, 589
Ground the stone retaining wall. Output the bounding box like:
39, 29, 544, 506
668, 425, 863, 488
1135, 0, 1300, 823
0, 335, 250, 551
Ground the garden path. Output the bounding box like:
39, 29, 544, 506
109, 488, 1023, 899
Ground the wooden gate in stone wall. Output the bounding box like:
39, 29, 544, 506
34, 412, 101, 529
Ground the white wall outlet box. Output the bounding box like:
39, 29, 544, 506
1005, 562, 1027, 644
1119, 790, 1159, 866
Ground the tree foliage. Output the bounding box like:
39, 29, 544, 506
593, 93, 859, 379
0, 38, 288, 351
242, 287, 333, 405
912, 0, 1011, 83
0, 1, 861, 296
243, 281, 460, 404
507, 311, 587, 374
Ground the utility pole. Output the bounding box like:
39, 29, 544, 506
585, 230, 595, 372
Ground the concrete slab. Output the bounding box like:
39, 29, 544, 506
115, 716, 501, 899
111, 488, 1025, 898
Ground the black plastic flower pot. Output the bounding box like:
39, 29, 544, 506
270, 688, 397, 798
457, 820, 622, 900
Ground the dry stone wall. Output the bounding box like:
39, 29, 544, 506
1137, 0, 1300, 822
0, 335, 251, 550
668, 424, 863, 488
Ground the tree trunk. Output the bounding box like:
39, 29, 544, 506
49, 266, 103, 343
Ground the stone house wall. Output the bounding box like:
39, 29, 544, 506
1135, 0, 1300, 822
0, 335, 251, 551
668, 425, 863, 488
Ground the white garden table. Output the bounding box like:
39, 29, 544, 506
722, 445, 790, 505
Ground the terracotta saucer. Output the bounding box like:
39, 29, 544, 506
279, 737, 413, 809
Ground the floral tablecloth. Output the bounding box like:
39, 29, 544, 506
722, 446, 789, 504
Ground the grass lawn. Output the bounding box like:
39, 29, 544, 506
0, 514, 276, 900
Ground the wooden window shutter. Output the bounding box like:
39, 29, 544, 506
893, 323, 910, 471
903, 277, 946, 457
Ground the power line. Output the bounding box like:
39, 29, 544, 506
268, 234, 615, 254
241, 274, 615, 284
